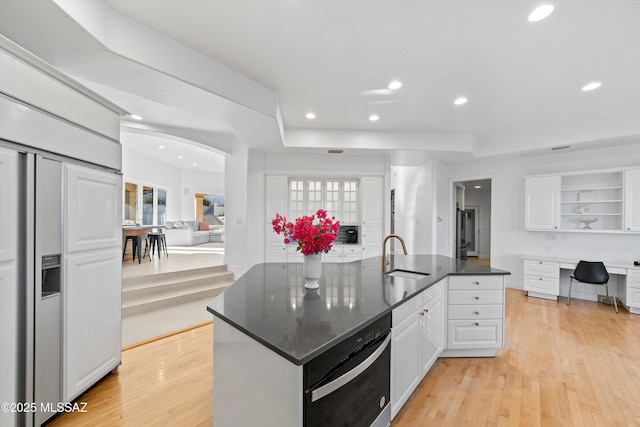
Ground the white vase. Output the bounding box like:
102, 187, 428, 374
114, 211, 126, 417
303, 253, 322, 290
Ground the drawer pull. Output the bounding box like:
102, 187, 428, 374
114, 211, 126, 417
424, 308, 429, 313
474, 296, 480, 300
474, 311, 480, 315
474, 322, 480, 326
539, 278, 542, 280
474, 281, 480, 285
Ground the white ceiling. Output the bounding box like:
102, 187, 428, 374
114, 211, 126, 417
1, 0, 640, 166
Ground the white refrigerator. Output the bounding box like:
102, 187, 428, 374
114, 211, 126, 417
0, 144, 122, 426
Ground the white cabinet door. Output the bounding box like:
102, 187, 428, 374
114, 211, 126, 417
361, 177, 383, 224
624, 169, 640, 232
265, 245, 287, 263
0, 147, 18, 427
525, 176, 560, 230
64, 248, 121, 401
65, 164, 122, 253
265, 175, 288, 221
361, 224, 382, 247
390, 311, 421, 419
421, 293, 443, 376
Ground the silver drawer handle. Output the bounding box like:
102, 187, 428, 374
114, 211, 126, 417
311, 334, 391, 402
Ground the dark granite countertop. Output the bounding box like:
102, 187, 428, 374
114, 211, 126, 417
207, 254, 509, 365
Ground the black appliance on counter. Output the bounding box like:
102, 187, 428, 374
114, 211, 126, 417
338, 225, 359, 244
304, 314, 391, 427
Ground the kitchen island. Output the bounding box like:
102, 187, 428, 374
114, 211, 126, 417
207, 255, 509, 426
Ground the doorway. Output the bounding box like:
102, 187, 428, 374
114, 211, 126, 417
452, 179, 492, 266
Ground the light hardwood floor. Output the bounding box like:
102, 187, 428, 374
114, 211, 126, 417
50, 288, 640, 426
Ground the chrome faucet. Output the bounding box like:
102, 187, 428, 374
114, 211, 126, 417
382, 234, 408, 271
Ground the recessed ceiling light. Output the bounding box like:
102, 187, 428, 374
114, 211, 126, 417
306, 112, 316, 119
388, 80, 402, 90
582, 82, 602, 91
158, 145, 165, 149
528, 4, 554, 22
178, 155, 183, 159
369, 115, 380, 121
193, 163, 198, 166
454, 97, 468, 105
474, 185, 482, 189
129, 114, 143, 120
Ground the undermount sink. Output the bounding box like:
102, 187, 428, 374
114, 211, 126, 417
385, 269, 430, 280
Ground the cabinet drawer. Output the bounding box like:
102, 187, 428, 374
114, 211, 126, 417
342, 245, 362, 254
448, 289, 503, 305
447, 319, 503, 349
448, 275, 503, 290
392, 294, 422, 328
524, 275, 559, 295
448, 304, 502, 320
523, 260, 559, 278
628, 287, 640, 307
629, 270, 640, 289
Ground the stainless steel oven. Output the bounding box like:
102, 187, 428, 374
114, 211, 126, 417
304, 314, 391, 427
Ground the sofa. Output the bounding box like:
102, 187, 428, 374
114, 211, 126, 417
163, 220, 224, 246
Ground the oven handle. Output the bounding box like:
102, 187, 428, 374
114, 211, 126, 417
310, 333, 391, 403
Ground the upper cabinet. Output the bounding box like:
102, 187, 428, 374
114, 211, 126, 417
361, 177, 383, 224
525, 176, 560, 230
525, 168, 640, 233
625, 169, 640, 232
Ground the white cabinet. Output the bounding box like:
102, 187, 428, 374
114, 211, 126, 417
64, 164, 122, 401
622, 269, 640, 314
265, 176, 288, 221
361, 177, 383, 223
361, 177, 384, 257
525, 176, 560, 230
525, 169, 639, 233
391, 280, 444, 419
561, 171, 623, 231
523, 259, 560, 300
624, 169, 640, 232
443, 275, 504, 357
324, 245, 362, 263
265, 176, 288, 262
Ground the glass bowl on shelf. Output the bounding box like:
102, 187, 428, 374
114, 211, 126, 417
577, 216, 598, 229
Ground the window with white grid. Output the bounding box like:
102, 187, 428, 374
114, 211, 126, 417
325, 181, 340, 219
288, 178, 360, 224
307, 180, 323, 215
289, 180, 305, 219
342, 180, 358, 223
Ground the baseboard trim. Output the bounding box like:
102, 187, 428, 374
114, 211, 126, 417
122, 320, 214, 351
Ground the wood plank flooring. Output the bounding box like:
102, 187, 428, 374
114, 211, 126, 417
49, 288, 640, 426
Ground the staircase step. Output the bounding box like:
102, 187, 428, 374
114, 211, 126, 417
122, 271, 234, 303
122, 282, 230, 317
122, 265, 230, 289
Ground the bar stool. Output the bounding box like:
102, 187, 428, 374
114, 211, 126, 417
122, 234, 148, 263
148, 231, 168, 259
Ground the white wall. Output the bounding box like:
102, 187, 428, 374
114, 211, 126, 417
122, 146, 223, 221
390, 160, 451, 255
180, 169, 225, 219
390, 165, 432, 254
264, 153, 386, 176
224, 140, 250, 276
448, 143, 640, 289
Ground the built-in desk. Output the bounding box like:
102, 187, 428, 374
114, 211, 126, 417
522, 254, 640, 314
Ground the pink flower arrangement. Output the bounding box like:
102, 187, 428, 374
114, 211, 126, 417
272, 209, 340, 255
